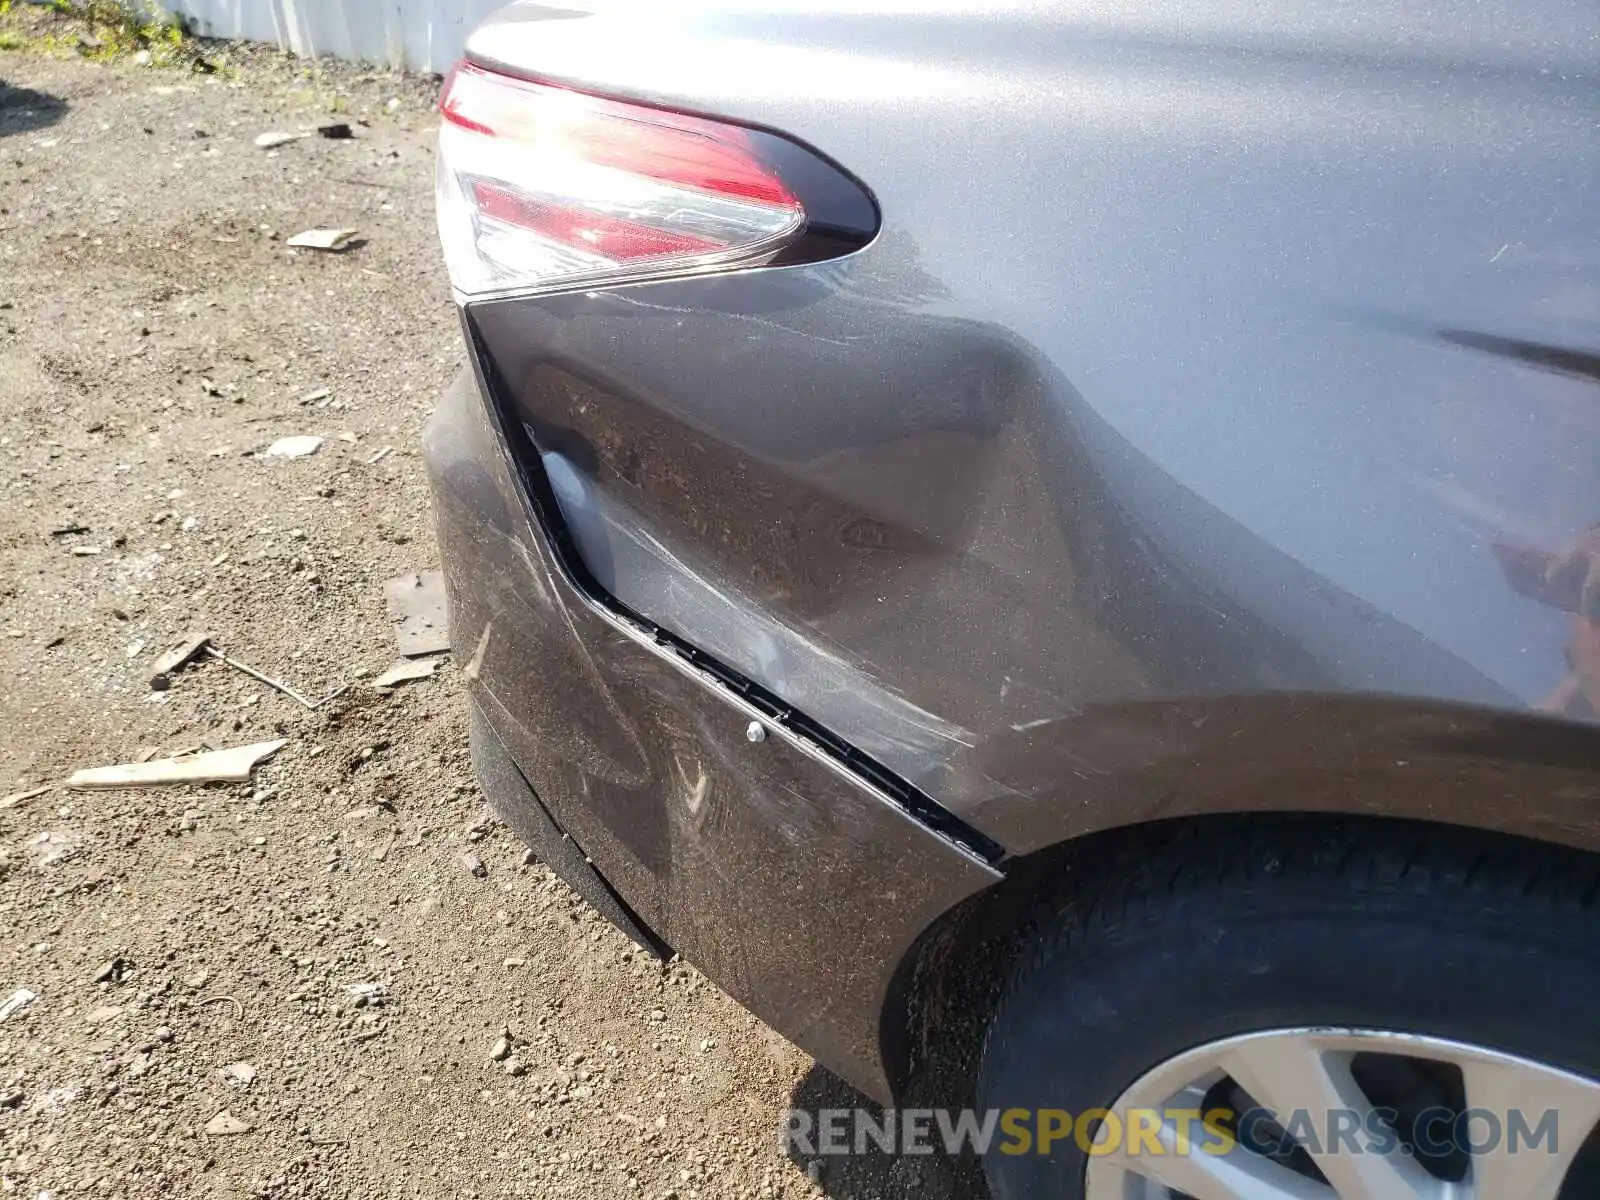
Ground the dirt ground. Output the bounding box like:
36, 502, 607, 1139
0, 44, 915, 1200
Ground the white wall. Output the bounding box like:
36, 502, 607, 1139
157, 0, 508, 73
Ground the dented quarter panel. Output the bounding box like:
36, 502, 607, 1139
461, 0, 1600, 854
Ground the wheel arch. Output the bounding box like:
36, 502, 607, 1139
881, 706, 1600, 1104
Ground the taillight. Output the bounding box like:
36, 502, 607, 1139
436, 62, 821, 299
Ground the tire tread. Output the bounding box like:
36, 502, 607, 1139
982, 819, 1600, 1083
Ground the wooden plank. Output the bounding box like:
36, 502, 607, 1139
66, 740, 287, 791
372, 658, 440, 688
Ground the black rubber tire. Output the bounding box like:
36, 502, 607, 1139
977, 819, 1600, 1199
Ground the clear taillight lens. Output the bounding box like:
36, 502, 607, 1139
436, 63, 807, 299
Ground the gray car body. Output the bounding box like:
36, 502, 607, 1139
429, 0, 1600, 1103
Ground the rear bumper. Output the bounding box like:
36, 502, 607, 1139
467, 697, 668, 959
423, 366, 999, 1103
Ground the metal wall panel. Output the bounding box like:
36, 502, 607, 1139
161, 0, 506, 72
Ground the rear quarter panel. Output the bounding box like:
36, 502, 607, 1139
467, 0, 1600, 852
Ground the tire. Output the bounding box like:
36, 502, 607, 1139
976, 819, 1600, 1199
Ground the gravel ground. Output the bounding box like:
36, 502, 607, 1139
0, 45, 903, 1200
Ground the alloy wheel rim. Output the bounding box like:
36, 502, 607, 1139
1083, 1027, 1600, 1200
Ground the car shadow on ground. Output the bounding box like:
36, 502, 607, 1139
0, 81, 68, 138
786, 1064, 991, 1199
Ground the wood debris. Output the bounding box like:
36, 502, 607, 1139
66, 740, 287, 791
0, 785, 51, 811
149, 632, 211, 689
0, 990, 36, 1023
254, 130, 308, 148
264, 434, 324, 459
286, 228, 358, 252
372, 658, 439, 689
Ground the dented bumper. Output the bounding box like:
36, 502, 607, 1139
423, 367, 999, 1102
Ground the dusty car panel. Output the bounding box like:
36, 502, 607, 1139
463, 0, 1599, 853
426, 370, 999, 1101
433, 0, 1600, 1113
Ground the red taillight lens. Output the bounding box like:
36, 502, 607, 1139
436, 63, 806, 298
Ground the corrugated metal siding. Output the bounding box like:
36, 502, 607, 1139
160, 0, 507, 72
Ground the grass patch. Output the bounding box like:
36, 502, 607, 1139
0, 0, 201, 68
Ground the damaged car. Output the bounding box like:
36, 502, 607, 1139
425, 3, 1600, 1196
